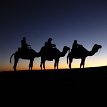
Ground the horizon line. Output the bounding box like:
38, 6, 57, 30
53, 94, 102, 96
1, 65, 107, 72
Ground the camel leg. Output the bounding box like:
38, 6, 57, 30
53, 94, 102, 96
69, 58, 73, 69
40, 62, 42, 70
69, 61, 71, 69
43, 61, 45, 70
13, 58, 18, 71
80, 59, 83, 68
54, 60, 57, 69
41, 58, 45, 70
54, 59, 59, 69
40, 58, 43, 70
57, 59, 59, 70
82, 58, 85, 68
29, 59, 34, 71
40, 63, 42, 70
80, 58, 85, 68
29, 60, 31, 71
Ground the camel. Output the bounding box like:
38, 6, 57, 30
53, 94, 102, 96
39, 46, 70, 70
67, 44, 102, 69
10, 48, 40, 71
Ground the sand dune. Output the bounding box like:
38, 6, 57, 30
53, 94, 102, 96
1, 66, 107, 105
1, 66, 107, 88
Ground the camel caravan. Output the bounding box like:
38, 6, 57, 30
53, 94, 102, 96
10, 37, 102, 71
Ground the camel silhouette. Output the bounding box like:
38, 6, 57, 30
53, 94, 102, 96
39, 46, 70, 70
67, 44, 102, 69
10, 48, 40, 71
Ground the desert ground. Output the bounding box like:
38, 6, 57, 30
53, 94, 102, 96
1, 66, 107, 105
1, 66, 107, 87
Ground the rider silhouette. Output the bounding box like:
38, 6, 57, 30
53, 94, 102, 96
71, 40, 82, 53
44, 38, 56, 56
45, 38, 56, 49
21, 37, 30, 50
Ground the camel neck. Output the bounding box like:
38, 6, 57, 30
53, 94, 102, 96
61, 49, 67, 57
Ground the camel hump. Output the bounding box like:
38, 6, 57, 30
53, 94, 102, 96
40, 46, 58, 59
71, 45, 88, 56
18, 47, 33, 55
40, 46, 58, 53
78, 45, 88, 53
78, 45, 85, 50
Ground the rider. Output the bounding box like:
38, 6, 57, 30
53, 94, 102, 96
45, 38, 56, 49
71, 40, 82, 53
21, 37, 30, 50
43, 38, 56, 56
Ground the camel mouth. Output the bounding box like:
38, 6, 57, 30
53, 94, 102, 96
98, 45, 102, 49
95, 44, 102, 49
99, 45, 102, 48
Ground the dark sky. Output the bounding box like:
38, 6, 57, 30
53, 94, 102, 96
1, 0, 107, 70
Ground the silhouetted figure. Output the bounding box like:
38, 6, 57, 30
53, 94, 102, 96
10, 48, 40, 71
38, 38, 70, 70
71, 40, 82, 54
43, 38, 56, 56
10, 37, 40, 71
67, 43, 102, 69
21, 37, 30, 50
45, 38, 56, 49
40, 46, 70, 70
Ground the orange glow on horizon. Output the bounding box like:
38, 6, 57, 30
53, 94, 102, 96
0, 55, 107, 71
0, 62, 107, 71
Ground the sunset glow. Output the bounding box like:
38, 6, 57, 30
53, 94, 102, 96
1, 0, 107, 71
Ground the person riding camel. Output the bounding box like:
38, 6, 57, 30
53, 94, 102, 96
71, 40, 82, 54
21, 37, 30, 50
44, 38, 56, 56
45, 38, 56, 49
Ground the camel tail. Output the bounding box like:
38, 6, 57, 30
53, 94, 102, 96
67, 55, 69, 64
67, 50, 70, 64
10, 53, 14, 64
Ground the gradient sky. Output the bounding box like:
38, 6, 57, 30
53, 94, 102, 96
0, 0, 107, 71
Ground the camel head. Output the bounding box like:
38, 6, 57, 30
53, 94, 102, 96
61, 46, 70, 57
63, 46, 70, 52
91, 44, 102, 55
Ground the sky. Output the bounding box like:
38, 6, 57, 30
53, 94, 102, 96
0, 0, 107, 71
